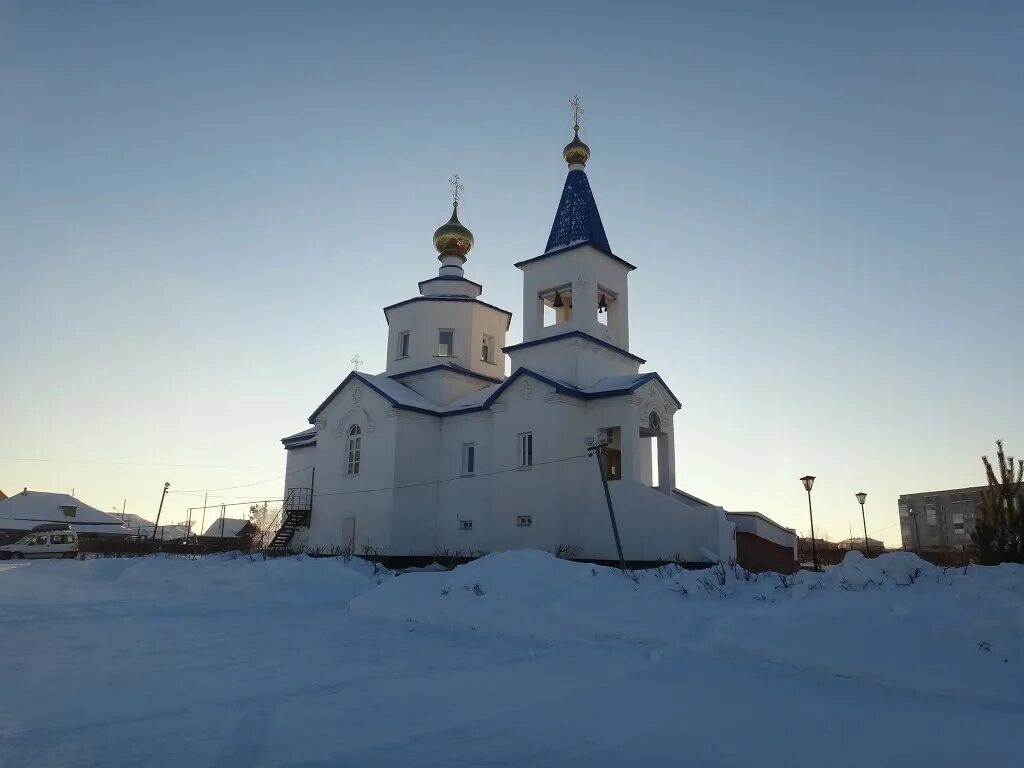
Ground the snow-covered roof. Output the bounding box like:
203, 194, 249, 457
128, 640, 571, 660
0, 491, 129, 535
298, 367, 681, 435
282, 427, 318, 449
203, 518, 251, 538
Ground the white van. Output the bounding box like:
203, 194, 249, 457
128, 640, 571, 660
0, 530, 79, 559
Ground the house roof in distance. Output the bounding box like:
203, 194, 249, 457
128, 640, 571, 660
0, 490, 128, 534
203, 518, 251, 538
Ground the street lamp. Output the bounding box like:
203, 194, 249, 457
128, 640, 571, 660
855, 491, 869, 556
908, 507, 921, 553
800, 475, 819, 572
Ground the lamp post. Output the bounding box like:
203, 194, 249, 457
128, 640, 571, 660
855, 492, 869, 556
800, 476, 819, 572
908, 507, 921, 553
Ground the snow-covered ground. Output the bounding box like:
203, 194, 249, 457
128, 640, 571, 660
0, 551, 1021, 767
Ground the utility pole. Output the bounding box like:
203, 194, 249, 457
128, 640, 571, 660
588, 438, 625, 571
220, 503, 226, 537
151, 482, 170, 539
909, 508, 922, 553
199, 493, 208, 538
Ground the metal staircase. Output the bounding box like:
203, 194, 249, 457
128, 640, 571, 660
268, 488, 311, 551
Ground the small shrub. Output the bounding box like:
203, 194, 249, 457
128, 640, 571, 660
553, 544, 582, 560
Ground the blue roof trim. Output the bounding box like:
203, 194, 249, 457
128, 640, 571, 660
392, 363, 504, 385
417, 275, 483, 290
308, 366, 679, 423
469, 368, 681, 413
282, 436, 317, 449
502, 330, 646, 364
514, 242, 636, 272
308, 371, 441, 423
544, 169, 612, 256
281, 427, 317, 449
382, 295, 513, 330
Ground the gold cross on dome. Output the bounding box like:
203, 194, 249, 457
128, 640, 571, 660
569, 94, 583, 132
449, 174, 464, 207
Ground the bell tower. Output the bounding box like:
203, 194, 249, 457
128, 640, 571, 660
514, 97, 634, 352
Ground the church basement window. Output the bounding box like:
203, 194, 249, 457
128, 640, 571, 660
459, 519, 473, 531
517, 515, 532, 527
437, 329, 454, 357
346, 425, 362, 476
518, 432, 533, 468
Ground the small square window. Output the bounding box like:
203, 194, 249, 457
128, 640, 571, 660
462, 443, 476, 475
459, 519, 473, 531
437, 329, 454, 357
61, 505, 77, 518
397, 331, 410, 359
516, 515, 532, 527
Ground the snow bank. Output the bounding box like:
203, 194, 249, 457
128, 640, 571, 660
0, 553, 389, 611
352, 549, 1024, 704
1, 550, 1022, 767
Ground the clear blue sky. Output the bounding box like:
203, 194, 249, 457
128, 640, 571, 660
2, 1, 1021, 545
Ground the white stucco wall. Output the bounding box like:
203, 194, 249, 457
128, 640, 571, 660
507, 337, 640, 388
519, 245, 631, 350
280, 367, 733, 563
384, 300, 509, 383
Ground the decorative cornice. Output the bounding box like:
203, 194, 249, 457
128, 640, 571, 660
502, 330, 646, 365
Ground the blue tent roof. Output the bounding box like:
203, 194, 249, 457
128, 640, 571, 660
544, 169, 612, 256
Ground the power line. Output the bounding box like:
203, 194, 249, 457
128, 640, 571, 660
0, 457, 270, 470
309, 452, 589, 500
169, 466, 313, 495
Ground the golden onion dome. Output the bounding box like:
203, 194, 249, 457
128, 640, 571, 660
432, 202, 474, 260
563, 127, 590, 167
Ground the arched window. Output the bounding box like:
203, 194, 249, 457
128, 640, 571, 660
346, 425, 362, 476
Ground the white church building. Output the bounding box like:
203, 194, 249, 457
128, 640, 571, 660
276, 123, 751, 565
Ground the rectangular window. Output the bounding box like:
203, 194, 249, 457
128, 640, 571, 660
898, 505, 909, 518
459, 519, 473, 531
61, 505, 76, 517
397, 331, 410, 359
518, 432, 533, 468
517, 515, 532, 527
925, 503, 937, 526
437, 329, 454, 357
481, 335, 494, 363
462, 443, 476, 475
952, 512, 964, 525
